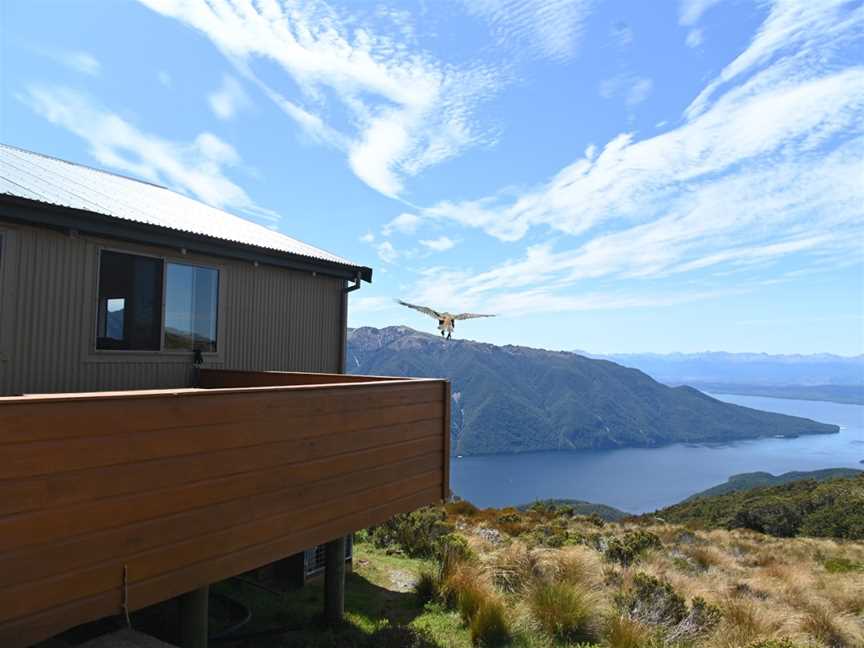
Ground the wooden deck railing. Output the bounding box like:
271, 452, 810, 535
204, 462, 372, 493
0, 370, 450, 647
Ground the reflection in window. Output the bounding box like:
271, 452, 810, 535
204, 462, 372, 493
96, 251, 163, 350
105, 299, 125, 340
164, 263, 219, 352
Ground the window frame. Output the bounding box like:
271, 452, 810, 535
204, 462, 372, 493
162, 258, 221, 354
92, 245, 225, 359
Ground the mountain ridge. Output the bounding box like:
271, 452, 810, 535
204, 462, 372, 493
584, 350, 864, 387
347, 326, 839, 456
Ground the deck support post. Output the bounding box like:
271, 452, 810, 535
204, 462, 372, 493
178, 585, 209, 648
324, 536, 346, 625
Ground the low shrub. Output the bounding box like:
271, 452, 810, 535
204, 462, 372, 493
667, 596, 722, 642
528, 581, 600, 642
469, 598, 511, 646
615, 573, 687, 626
496, 511, 528, 536
368, 506, 450, 557
532, 524, 568, 548
823, 556, 864, 573
435, 532, 475, 565
798, 501, 864, 540
447, 500, 480, 517
604, 531, 663, 567
366, 624, 438, 648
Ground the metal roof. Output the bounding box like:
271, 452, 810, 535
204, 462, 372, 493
0, 144, 371, 280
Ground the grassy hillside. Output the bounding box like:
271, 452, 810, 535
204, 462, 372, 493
653, 474, 864, 540
348, 327, 839, 455
205, 501, 862, 647
686, 468, 863, 500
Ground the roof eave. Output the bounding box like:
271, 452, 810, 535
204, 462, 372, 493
0, 195, 373, 283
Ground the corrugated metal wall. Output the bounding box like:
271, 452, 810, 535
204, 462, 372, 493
0, 220, 345, 395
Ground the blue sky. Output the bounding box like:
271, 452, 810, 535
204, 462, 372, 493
1, 0, 862, 354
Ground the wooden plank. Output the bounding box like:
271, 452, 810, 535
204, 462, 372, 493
0, 473, 442, 624
0, 451, 442, 585
0, 380, 443, 444
0, 374, 448, 647
0, 422, 441, 551
443, 381, 452, 501
0, 426, 440, 518
0, 487, 441, 648
198, 368, 401, 387
0, 401, 444, 479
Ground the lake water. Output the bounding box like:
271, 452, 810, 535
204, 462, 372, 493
450, 394, 864, 514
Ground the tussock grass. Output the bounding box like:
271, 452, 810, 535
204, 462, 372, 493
528, 581, 601, 642
413, 569, 438, 605
441, 562, 489, 623
469, 597, 511, 646
491, 541, 542, 593
358, 506, 864, 648
798, 605, 864, 648
605, 614, 658, 648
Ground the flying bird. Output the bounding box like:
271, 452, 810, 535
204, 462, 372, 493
396, 300, 495, 340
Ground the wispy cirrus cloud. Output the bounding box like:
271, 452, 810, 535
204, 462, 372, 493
395, 0, 864, 315
599, 73, 653, 105
376, 240, 400, 264
138, 0, 502, 198
679, 0, 724, 26
21, 85, 275, 219
35, 47, 102, 76
462, 0, 592, 62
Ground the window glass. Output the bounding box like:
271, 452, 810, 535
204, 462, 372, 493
96, 251, 163, 350
164, 263, 219, 352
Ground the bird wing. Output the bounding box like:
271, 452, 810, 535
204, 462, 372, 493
396, 299, 442, 320
453, 312, 496, 320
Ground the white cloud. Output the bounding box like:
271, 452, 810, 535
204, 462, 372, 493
208, 75, 251, 120
679, 0, 724, 26
376, 241, 399, 263
36, 48, 101, 76
157, 70, 172, 86
599, 74, 653, 105
422, 3, 863, 243
420, 236, 456, 252
360, 232, 375, 243
349, 295, 393, 314
21, 85, 274, 219
400, 0, 864, 316
685, 28, 704, 47
685, 0, 862, 120
462, 0, 592, 62
382, 212, 422, 236
138, 0, 501, 198
66, 51, 102, 76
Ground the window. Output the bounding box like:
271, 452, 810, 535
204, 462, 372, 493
96, 250, 219, 352
97, 251, 163, 350
164, 263, 219, 352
